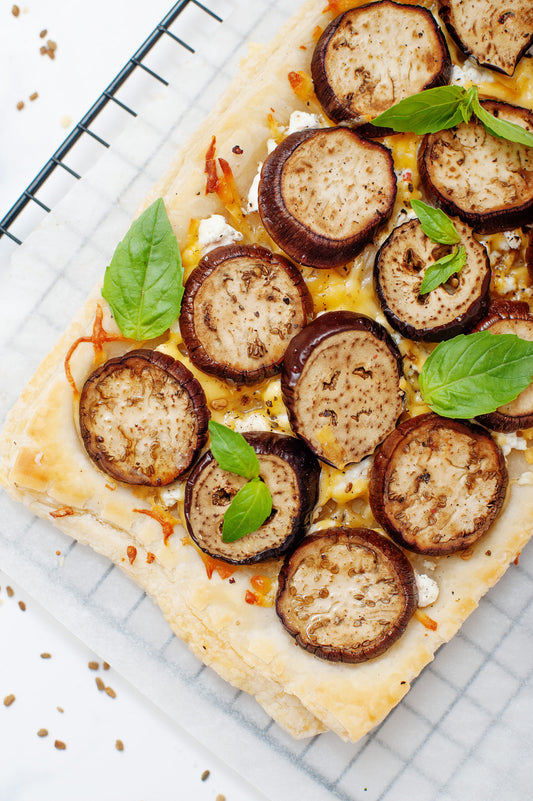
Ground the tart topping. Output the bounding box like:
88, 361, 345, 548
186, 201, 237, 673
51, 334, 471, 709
179, 244, 313, 385
184, 432, 320, 565
473, 300, 533, 431
79, 349, 209, 486
439, 0, 533, 76
311, 0, 451, 130
258, 127, 396, 268
369, 413, 508, 555
418, 100, 533, 234
374, 217, 490, 340
282, 311, 404, 468
276, 527, 418, 663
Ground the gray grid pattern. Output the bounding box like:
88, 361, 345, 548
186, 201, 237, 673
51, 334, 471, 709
1, 2, 532, 800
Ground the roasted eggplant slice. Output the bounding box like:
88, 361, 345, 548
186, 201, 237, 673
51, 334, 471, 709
79, 349, 209, 486
281, 311, 404, 468
369, 413, 508, 555
276, 527, 418, 663
419, 100, 533, 234
258, 127, 396, 268
179, 244, 313, 385
439, 0, 533, 76
374, 217, 490, 340
472, 300, 533, 431
184, 432, 320, 564
312, 0, 451, 133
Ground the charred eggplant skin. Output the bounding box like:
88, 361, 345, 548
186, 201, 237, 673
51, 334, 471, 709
276, 527, 418, 663
281, 310, 404, 466
473, 300, 533, 431
418, 100, 533, 234
79, 349, 209, 486
258, 127, 396, 269
369, 413, 508, 555
312, 0, 451, 136
184, 431, 320, 565
374, 218, 491, 341
179, 244, 313, 386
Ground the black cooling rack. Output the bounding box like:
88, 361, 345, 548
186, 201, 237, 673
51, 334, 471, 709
0, 0, 222, 246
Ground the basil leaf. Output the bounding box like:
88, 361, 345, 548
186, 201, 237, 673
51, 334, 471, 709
102, 198, 183, 341
419, 331, 533, 418
370, 85, 468, 133
410, 199, 461, 245
471, 92, 533, 147
222, 478, 273, 542
419, 246, 466, 295
208, 420, 260, 479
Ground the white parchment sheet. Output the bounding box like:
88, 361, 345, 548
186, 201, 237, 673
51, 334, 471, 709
1, 2, 532, 799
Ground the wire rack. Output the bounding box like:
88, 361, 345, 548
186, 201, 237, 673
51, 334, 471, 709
0, 0, 221, 246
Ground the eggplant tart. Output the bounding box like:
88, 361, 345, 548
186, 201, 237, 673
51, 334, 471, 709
2, 0, 533, 743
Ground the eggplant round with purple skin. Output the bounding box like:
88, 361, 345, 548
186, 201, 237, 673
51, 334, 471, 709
374, 217, 491, 340
472, 300, 533, 432
439, 0, 533, 76
276, 527, 418, 663
281, 311, 404, 468
184, 432, 320, 565
258, 127, 396, 268
179, 244, 313, 385
369, 413, 508, 555
79, 349, 209, 486
311, 0, 451, 136
418, 100, 533, 234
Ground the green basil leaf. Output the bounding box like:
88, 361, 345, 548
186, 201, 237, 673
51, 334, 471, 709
208, 420, 260, 479
410, 199, 461, 245
102, 198, 183, 341
471, 91, 533, 147
222, 478, 273, 542
370, 85, 468, 133
419, 331, 533, 418
419, 246, 466, 295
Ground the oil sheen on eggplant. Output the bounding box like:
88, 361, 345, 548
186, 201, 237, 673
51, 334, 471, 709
79, 349, 209, 486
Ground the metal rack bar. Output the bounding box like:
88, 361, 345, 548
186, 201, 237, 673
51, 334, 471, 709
0, 0, 222, 245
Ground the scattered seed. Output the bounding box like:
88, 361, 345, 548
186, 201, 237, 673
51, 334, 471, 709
40, 29, 47, 38
39, 45, 47, 55
95, 677, 105, 692
29, 92, 38, 101
57, 706, 64, 714
37, 728, 48, 738
115, 739, 124, 752
3, 694, 15, 707
105, 686, 116, 699
12, 5, 20, 16
6, 586, 14, 597
88, 661, 99, 670
54, 740, 66, 750
216, 795, 226, 801
201, 770, 210, 782
47, 39, 57, 51
103, 662, 110, 671
18, 601, 26, 611
40, 652, 52, 659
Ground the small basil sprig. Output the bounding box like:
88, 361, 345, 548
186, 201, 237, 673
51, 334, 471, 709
208, 421, 273, 542
410, 199, 465, 295
419, 331, 533, 418
102, 198, 184, 340
371, 85, 533, 147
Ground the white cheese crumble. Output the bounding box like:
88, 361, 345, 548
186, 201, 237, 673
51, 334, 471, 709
451, 61, 494, 85
415, 572, 439, 608
494, 431, 527, 457
247, 168, 262, 213
160, 481, 185, 507
287, 110, 321, 135
230, 412, 273, 434
517, 471, 533, 486
503, 230, 521, 250
197, 214, 243, 254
